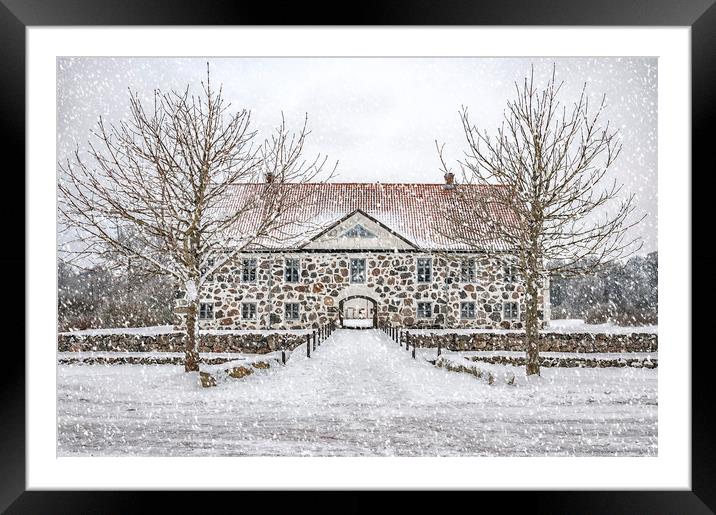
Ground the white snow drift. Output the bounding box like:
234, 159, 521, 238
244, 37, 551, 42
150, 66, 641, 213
57, 329, 657, 457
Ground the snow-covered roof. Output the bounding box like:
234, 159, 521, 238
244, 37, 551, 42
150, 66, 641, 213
221, 182, 517, 252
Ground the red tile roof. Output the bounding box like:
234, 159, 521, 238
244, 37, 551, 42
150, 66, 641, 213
221, 183, 516, 252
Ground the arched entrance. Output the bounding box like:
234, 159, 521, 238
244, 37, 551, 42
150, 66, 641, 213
338, 295, 378, 329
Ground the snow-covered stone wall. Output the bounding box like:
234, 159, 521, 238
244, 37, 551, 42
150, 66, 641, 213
58, 331, 306, 354
406, 331, 657, 353
57, 329, 655, 354
176, 252, 548, 331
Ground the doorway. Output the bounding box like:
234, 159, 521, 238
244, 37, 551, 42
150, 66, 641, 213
339, 296, 378, 329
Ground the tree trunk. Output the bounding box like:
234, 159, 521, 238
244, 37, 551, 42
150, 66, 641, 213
184, 301, 200, 372
525, 268, 541, 376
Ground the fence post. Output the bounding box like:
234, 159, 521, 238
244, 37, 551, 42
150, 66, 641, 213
406, 331, 410, 352
437, 340, 441, 357
313, 330, 317, 350
282, 350, 286, 365
306, 334, 311, 358
412, 341, 416, 359
398, 330, 402, 347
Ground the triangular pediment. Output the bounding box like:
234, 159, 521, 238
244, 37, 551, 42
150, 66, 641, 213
302, 210, 417, 250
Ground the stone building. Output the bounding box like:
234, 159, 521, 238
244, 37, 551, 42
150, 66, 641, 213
177, 179, 550, 330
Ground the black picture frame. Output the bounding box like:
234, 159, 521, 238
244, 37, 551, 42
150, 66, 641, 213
3, 1, 711, 512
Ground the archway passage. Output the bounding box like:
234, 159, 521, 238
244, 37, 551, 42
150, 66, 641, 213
339, 296, 378, 329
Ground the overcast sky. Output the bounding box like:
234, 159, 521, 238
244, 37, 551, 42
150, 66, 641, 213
58, 57, 657, 253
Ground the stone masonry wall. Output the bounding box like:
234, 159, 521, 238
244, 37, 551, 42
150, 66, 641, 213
176, 252, 547, 331
407, 332, 657, 353
58, 332, 306, 354
57, 330, 656, 354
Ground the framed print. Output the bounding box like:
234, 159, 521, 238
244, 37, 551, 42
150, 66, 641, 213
3, 0, 713, 512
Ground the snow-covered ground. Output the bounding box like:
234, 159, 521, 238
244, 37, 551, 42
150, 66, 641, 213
546, 319, 657, 334
57, 329, 657, 457
57, 351, 251, 360
459, 350, 658, 360
342, 318, 373, 328
59, 325, 177, 336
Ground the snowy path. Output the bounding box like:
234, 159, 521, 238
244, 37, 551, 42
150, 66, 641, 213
57, 329, 657, 456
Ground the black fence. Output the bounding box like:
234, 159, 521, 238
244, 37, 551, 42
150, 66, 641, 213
379, 323, 423, 359
305, 320, 337, 359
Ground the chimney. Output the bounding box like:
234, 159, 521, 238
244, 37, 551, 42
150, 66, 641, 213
265, 171, 275, 183
443, 172, 455, 188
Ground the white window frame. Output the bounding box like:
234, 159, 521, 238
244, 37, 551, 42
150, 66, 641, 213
199, 301, 214, 320
242, 258, 257, 283
417, 257, 432, 283
241, 302, 257, 320
460, 258, 476, 283
284, 302, 300, 321
504, 264, 519, 283
417, 301, 433, 319
350, 258, 367, 284
460, 301, 476, 319
503, 301, 519, 321
285, 258, 300, 283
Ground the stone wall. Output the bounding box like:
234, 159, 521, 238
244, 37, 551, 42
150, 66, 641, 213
406, 332, 657, 353
57, 332, 306, 354
58, 330, 656, 355
176, 252, 547, 331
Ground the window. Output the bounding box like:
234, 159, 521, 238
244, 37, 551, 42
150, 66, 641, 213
417, 302, 432, 319
285, 258, 300, 283
417, 258, 432, 283
460, 258, 476, 282
460, 301, 476, 319
241, 302, 256, 320
285, 302, 300, 321
342, 224, 376, 238
242, 258, 257, 283
504, 264, 518, 283
199, 302, 214, 320
350, 258, 367, 283
503, 302, 519, 320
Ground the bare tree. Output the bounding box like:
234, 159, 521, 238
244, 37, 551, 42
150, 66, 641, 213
436, 66, 643, 376
58, 65, 336, 374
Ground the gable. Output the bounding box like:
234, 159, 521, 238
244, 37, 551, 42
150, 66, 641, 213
302, 210, 416, 250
